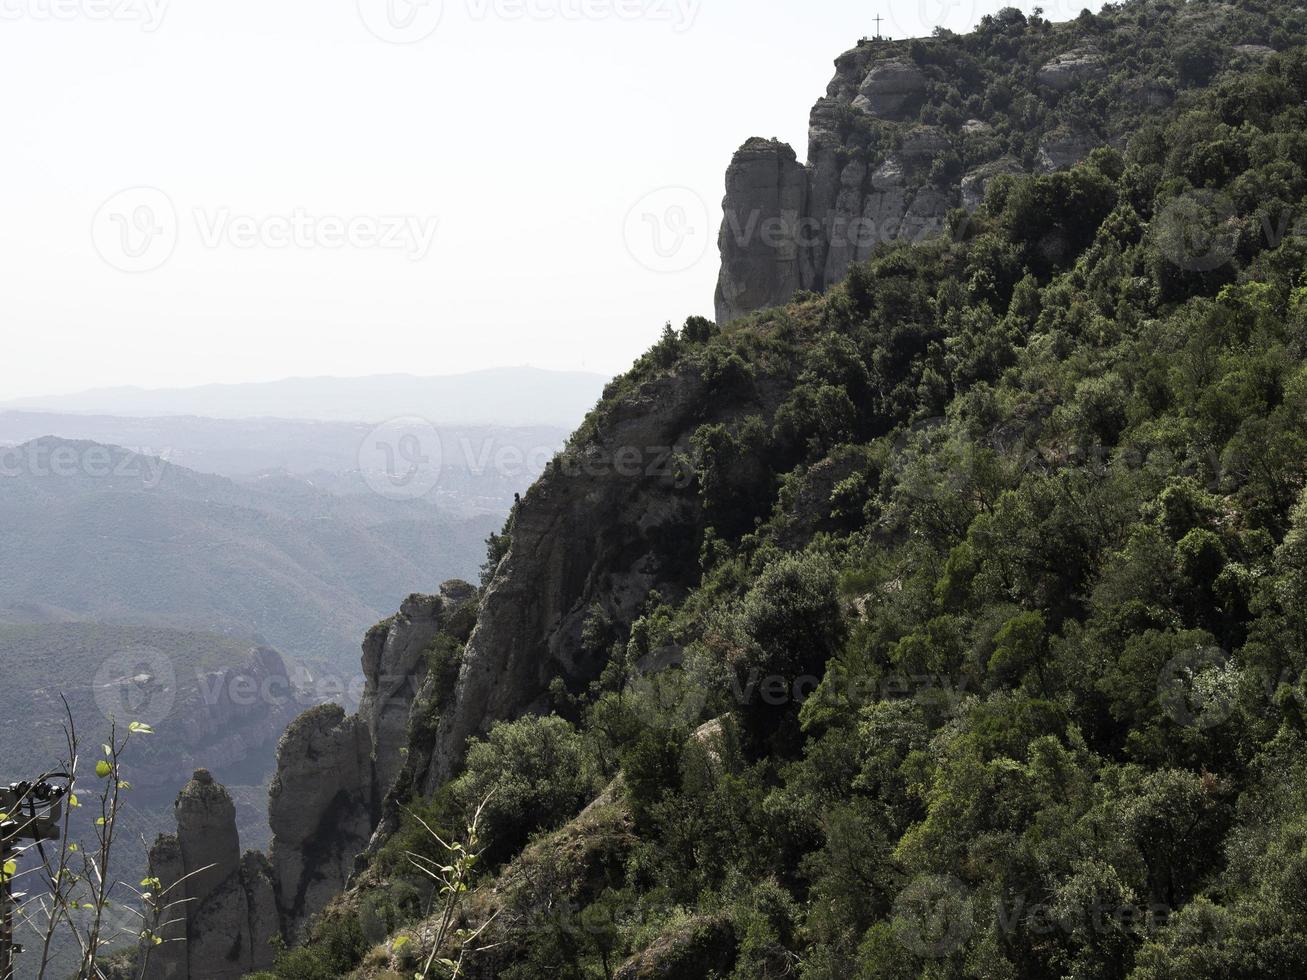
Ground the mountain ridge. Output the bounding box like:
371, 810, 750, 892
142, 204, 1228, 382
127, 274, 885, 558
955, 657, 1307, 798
0, 436, 497, 666
80, 3, 1307, 978
2, 367, 610, 427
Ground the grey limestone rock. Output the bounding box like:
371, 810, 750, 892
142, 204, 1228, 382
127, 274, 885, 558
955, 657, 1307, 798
851, 58, 927, 119
1036, 50, 1108, 91
141, 771, 276, 979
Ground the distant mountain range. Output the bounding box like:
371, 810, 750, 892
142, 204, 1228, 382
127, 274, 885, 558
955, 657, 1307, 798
0, 437, 500, 668
0, 411, 571, 515
0, 367, 610, 427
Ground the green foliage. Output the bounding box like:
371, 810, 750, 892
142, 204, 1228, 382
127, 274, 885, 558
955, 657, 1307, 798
255, 911, 368, 980
448, 714, 601, 865
479, 522, 512, 587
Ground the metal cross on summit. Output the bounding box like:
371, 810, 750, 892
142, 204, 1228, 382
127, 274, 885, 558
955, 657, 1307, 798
874, 13, 884, 39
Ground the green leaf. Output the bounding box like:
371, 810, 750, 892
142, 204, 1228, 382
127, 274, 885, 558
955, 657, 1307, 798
128, 721, 154, 735
393, 935, 410, 950
95, 760, 112, 778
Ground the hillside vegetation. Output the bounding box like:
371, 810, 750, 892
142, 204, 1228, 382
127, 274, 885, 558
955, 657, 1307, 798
258, 11, 1307, 980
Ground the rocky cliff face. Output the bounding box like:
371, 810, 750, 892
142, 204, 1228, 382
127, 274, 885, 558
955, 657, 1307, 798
266, 703, 373, 942
142, 771, 278, 980
413, 370, 723, 796
713, 9, 1240, 323
142, 588, 476, 962
266, 586, 468, 940
207, 369, 742, 944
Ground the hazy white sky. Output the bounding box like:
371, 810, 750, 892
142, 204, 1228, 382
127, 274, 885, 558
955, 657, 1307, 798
0, 0, 1080, 400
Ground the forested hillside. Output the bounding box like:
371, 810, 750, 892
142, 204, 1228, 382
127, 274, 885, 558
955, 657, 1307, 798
239, 8, 1307, 979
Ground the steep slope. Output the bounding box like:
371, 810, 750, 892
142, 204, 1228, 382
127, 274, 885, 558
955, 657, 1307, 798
267, 584, 478, 941
225, 7, 1307, 979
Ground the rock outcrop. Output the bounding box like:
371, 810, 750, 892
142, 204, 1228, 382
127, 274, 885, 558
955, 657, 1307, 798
714, 18, 1232, 323
961, 157, 1023, 213
141, 771, 277, 980
358, 593, 446, 795
714, 138, 808, 323
1036, 49, 1107, 91
266, 704, 372, 941
266, 584, 468, 940
613, 916, 737, 980
851, 58, 926, 119
1233, 43, 1276, 61
712, 38, 971, 323
415, 373, 719, 795
1037, 127, 1101, 174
